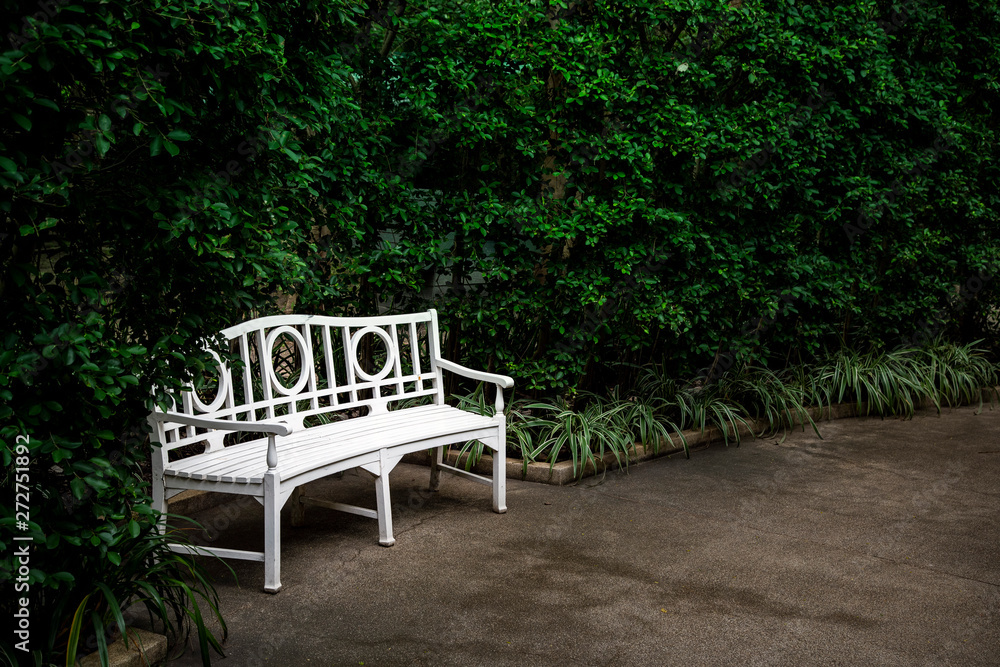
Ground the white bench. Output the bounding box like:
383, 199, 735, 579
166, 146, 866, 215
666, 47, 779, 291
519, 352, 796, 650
147, 310, 513, 593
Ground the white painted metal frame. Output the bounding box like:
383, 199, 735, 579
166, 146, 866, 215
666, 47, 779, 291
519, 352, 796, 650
147, 309, 513, 593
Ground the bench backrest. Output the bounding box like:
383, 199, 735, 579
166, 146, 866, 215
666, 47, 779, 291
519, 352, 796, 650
153, 309, 447, 458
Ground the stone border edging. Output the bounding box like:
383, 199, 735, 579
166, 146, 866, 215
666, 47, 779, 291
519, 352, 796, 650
79, 627, 167, 667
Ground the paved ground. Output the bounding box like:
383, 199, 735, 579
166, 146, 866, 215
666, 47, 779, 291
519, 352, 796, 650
161, 405, 1000, 666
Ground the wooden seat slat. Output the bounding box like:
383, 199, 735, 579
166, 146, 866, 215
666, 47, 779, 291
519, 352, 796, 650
167, 406, 494, 483
165, 405, 460, 477
165, 406, 427, 474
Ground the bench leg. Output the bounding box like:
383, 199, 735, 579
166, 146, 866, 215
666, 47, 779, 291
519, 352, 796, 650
263, 472, 282, 594
290, 485, 306, 527
151, 464, 167, 535
429, 446, 444, 491
375, 471, 395, 547
493, 430, 507, 514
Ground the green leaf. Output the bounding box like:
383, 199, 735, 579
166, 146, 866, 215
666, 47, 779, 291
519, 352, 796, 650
65, 594, 92, 666
94, 135, 111, 156
168, 129, 191, 141
11, 113, 30, 130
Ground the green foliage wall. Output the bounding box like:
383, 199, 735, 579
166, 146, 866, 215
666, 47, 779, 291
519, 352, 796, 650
1, 0, 999, 657
354, 0, 1000, 391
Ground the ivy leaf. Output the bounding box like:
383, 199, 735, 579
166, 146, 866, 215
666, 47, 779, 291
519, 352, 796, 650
94, 135, 111, 157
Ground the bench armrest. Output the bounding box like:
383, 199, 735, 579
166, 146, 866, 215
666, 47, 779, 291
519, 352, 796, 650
149, 411, 291, 471
436, 359, 514, 389
436, 358, 514, 414
148, 411, 293, 437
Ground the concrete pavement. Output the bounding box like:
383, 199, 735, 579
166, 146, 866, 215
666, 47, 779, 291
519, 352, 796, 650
161, 404, 1000, 666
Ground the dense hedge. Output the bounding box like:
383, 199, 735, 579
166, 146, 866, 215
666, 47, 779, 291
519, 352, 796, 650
368, 0, 1000, 390
2, 0, 999, 661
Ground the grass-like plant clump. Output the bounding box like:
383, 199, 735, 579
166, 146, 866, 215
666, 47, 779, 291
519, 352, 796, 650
452, 340, 998, 481
0, 515, 228, 667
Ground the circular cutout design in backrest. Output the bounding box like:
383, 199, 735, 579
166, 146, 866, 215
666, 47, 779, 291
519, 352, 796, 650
264, 326, 311, 396
350, 326, 396, 382
190, 350, 231, 413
